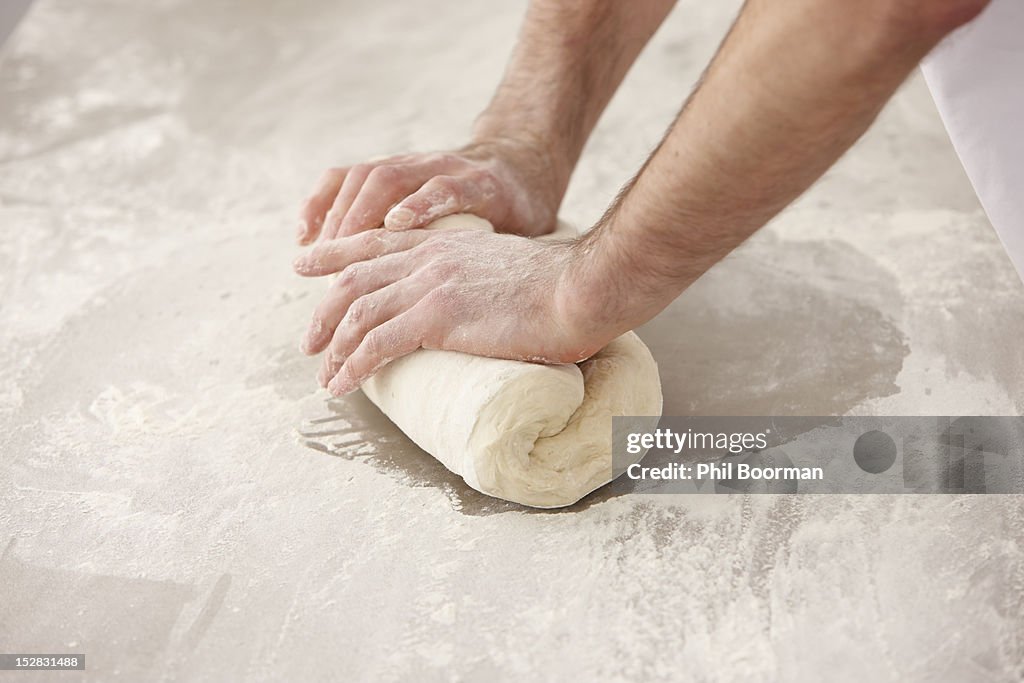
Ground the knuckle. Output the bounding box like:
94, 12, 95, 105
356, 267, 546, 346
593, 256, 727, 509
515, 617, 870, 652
421, 261, 444, 280
473, 167, 498, 185
367, 164, 400, 185
472, 169, 500, 195
336, 263, 362, 287
412, 239, 439, 257
344, 307, 364, 327
365, 153, 391, 164
362, 329, 383, 356
345, 295, 375, 327
421, 288, 443, 308
325, 335, 345, 359
422, 286, 452, 312
426, 152, 456, 166
327, 343, 346, 366
350, 162, 373, 178
415, 240, 451, 261
353, 230, 379, 253
427, 259, 458, 279
346, 301, 365, 324
429, 175, 460, 196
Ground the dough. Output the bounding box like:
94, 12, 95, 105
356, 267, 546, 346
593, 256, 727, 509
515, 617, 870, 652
360, 214, 663, 508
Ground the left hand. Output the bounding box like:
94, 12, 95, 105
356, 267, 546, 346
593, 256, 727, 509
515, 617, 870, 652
294, 137, 564, 244
292, 228, 604, 395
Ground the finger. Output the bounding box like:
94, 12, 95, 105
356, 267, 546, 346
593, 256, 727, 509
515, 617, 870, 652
292, 228, 431, 277
321, 163, 375, 241
319, 281, 428, 388
300, 251, 415, 355
383, 170, 498, 230
336, 158, 463, 237
297, 167, 348, 245
327, 308, 427, 395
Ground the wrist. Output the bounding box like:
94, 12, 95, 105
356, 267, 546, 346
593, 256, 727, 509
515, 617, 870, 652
553, 235, 632, 360
469, 114, 574, 198
555, 217, 684, 357
458, 130, 571, 236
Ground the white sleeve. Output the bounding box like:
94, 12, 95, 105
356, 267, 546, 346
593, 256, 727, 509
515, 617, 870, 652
921, 0, 1024, 283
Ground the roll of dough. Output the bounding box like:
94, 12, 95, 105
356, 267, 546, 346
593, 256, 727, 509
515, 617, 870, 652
360, 214, 663, 508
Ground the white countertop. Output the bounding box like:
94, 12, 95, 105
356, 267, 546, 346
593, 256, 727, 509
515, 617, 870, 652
1, 0, 1023, 680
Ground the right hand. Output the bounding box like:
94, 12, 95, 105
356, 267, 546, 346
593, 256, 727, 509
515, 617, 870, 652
295, 136, 566, 243
292, 228, 608, 394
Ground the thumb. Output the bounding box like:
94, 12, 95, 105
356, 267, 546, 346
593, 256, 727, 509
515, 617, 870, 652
383, 175, 470, 231
383, 205, 420, 231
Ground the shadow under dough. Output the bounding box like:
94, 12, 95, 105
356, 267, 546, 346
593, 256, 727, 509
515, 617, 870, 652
643, 234, 909, 416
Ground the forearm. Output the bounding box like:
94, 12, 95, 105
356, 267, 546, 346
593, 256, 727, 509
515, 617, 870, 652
295, 0, 996, 389
473, 0, 677, 195
564, 0, 990, 344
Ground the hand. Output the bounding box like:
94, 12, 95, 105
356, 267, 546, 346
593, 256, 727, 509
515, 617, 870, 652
292, 229, 608, 395
294, 137, 566, 244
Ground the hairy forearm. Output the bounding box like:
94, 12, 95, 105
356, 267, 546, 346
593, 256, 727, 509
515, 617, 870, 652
564, 0, 990, 344
473, 0, 677, 193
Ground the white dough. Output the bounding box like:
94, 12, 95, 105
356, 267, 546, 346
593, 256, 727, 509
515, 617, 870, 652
360, 214, 663, 508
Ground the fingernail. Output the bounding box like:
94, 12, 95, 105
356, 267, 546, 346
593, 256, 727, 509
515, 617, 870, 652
385, 207, 414, 230
296, 220, 307, 242
292, 255, 308, 272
